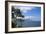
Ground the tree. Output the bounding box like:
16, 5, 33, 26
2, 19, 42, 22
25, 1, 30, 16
12, 6, 24, 28
14, 8, 24, 27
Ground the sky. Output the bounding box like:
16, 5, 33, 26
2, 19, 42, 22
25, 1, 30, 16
14, 6, 41, 21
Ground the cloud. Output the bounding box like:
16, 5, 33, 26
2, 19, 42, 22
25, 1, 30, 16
31, 16, 41, 21
16, 16, 41, 21
14, 6, 35, 13
24, 16, 32, 19
20, 7, 34, 13
24, 16, 41, 21
16, 16, 33, 19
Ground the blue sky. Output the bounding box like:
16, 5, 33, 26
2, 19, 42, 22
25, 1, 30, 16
14, 6, 41, 21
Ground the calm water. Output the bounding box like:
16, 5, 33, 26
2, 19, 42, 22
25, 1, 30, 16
16, 19, 41, 27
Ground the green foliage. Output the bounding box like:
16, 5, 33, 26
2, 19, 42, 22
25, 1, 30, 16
12, 7, 24, 28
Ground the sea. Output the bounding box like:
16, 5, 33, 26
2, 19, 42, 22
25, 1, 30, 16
16, 19, 41, 27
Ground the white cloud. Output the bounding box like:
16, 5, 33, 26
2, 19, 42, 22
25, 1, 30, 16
16, 16, 33, 19
20, 7, 34, 13
14, 6, 35, 13
16, 16, 41, 21
22, 10, 27, 13
31, 16, 41, 21
24, 16, 41, 21
24, 16, 32, 19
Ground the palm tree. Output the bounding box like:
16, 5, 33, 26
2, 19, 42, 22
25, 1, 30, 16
12, 6, 24, 28
14, 8, 24, 27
